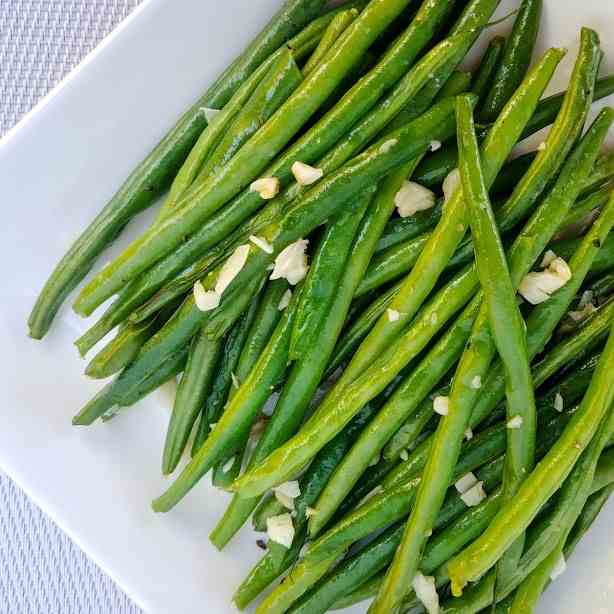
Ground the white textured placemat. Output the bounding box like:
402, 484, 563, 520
1, 3, 143, 612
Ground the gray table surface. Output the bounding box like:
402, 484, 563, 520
1, 3, 144, 612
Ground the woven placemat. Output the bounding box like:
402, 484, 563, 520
1, 3, 144, 612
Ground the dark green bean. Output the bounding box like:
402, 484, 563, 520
479, 0, 542, 121
471, 35, 505, 102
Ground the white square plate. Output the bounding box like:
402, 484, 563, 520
1, 1, 614, 613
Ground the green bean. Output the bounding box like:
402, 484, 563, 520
479, 0, 542, 121
371, 92, 612, 614
500, 406, 614, 601
374, 200, 444, 254
325, 283, 399, 377
162, 327, 223, 475
27, 0, 330, 339
457, 94, 536, 588
234, 402, 381, 610
192, 295, 261, 459
151, 289, 300, 512
291, 206, 368, 360
192, 281, 285, 455
383, 394, 442, 461
84, 315, 159, 379
233, 49, 563, 501
447, 320, 614, 595
156, 47, 303, 226
468, 190, 614, 432
439, 70, 473, 98
72, 0, 439, 315
471, 36, 505, 102
302, 9, 359, 76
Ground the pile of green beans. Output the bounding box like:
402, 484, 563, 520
28, 1, 614, 613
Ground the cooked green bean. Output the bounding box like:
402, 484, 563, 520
27, 0, 331, 339
192, 281, 285, 455
479, 0, 542, 121
302, 9, 359, 76
291, 206, 368, 360
457, 93, 536, 588
471, 35, 505, 102
84, 314, 160, 379
162, 328, 223, 475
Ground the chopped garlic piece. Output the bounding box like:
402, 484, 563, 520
537, 141, 547, 151
222, 456, 236, 473
549, 553, 567, 581
202, 107, 220, 123
270, 239, 309, 284
387, 308, 400, 322
379, 138, 398, 154
278, 289, 292, 310
275, 481, 301, 499
464, 428, 474, 441
394, 180, 436, 218
400, 449, 409, 461
412, 572, 440, 614
291, 161, 323, 186
455, 472, 479, 494
433, 396, 449, 416
274, 490, 295, 511
274, 481, 301, 511
231, 372, 240, 389
215, 244, 250, 295
507, 415, 524, 429
250, 234, 274, 254
251, 176, 280, 199
193, 280, 220, 312
554, 392, 564, 412
430, 140, 442, 152
540, 249, 558, 268
305, 506, 317, 519
518, 257, 572, 304
443, 168, 461, 203
471, 376, 482, 389
461, 481, 486, 507
266, 513, 295, 548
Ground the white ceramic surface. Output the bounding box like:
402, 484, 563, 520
1, 1, 613, 613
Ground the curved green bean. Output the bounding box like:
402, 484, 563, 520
471, 35, 505, 102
